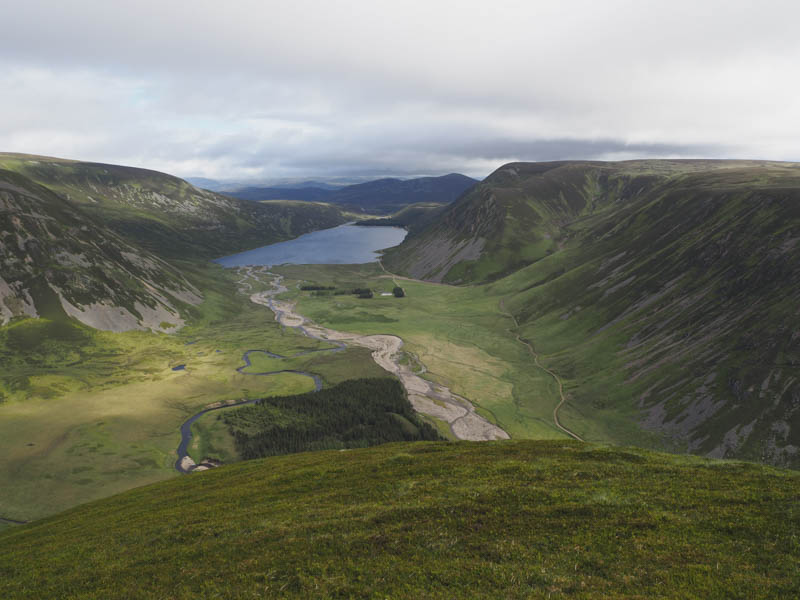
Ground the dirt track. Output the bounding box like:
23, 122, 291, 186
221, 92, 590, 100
243, 268, 508, 441
499, 300, 583, 441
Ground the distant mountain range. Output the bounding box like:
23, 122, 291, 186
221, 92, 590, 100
223, 173, 479, 214
184, 178, 344, 193
229, 185, 338, 203
385, 159, 800, 466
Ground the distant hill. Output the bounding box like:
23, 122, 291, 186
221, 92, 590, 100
269, 180, 342, 190
227, 173, 478, 214
0, 167, 200, 332
325, 173, 478, 213
384, 160, 800, 467
187, 178, 343, 192
0, 154, 347, 260
230, 185, 337, 203
2, 440, 797, 598
354, 202, 447, 233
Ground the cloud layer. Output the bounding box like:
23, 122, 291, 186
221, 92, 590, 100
2, 0, 799, 180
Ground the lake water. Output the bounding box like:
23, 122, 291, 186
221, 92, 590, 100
213, 224, 407, 267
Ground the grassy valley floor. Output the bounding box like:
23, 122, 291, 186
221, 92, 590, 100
0, 263, 386, 522
273, 263, 662, 450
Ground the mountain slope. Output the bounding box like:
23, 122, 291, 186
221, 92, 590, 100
228, 173, 478, 214
1, 440, 797, 598
0, 154, 347, 260
384, 160, 800, 466
0, 167, 200, 332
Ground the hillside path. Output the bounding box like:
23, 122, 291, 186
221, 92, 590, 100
377, 259, 460, 287
241, 266, 508, 441
499, 301, 584, 442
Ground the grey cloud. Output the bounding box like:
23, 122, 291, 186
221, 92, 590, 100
0, 1, 798, 180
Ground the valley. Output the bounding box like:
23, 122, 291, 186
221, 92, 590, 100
2, 154, 800, 598
7, 5, 800, 596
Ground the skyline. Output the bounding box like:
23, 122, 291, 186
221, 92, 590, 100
2, 0, 799, 180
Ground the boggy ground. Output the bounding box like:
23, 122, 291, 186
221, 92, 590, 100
0, 263, 385, 522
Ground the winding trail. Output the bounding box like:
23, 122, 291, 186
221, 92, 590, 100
247, 267, 508, 441
499, 300, 584, 442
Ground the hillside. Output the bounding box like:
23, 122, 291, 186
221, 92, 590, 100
0, 153, 347, 260
383, 160, 800, 467
0, 167, 200, 332
1, 440, 797, 598
228, 173, 478, 214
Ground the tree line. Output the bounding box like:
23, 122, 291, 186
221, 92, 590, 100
223, 378, 442, 459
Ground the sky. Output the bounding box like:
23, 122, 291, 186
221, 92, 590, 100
2, 0, 799, 181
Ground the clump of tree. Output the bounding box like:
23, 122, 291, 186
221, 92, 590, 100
300, 284, 336, 291
224, 378, 443, 459
352, 287, 373, 298
393, 286, 405, 297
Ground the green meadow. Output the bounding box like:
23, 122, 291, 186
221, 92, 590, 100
275, 264, 583, 442
0, 263, 384, 522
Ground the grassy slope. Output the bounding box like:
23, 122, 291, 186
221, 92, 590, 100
382, 160, 800, 467
1, 440, 797, 599
0, 264, 386, 522
0, 153, 347, 260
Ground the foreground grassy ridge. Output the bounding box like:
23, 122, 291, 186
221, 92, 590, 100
1, 440, 797, 598
0, 263, 386, 522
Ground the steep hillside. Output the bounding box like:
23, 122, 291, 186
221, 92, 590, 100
228, 173, 478, 214
384, 160, 800, 466
1, 440, 797, 598
0, 153, 347, 260
0, 168, 200, 332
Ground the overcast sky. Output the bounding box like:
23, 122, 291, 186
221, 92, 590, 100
2, 0, 799, 181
